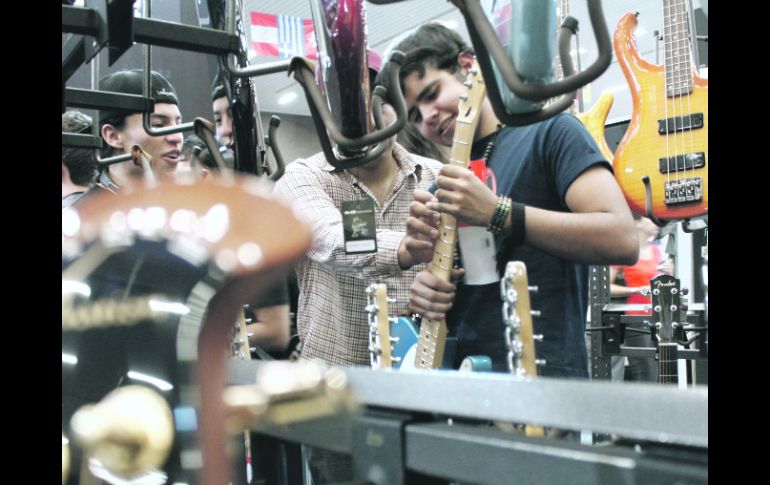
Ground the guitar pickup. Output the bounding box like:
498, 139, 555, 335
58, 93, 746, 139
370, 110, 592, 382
658, 113, 704, 134
658, 152, 706, 173
664, 177, 703, 205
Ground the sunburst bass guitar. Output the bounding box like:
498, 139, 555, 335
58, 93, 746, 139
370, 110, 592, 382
613, 1, 708, 221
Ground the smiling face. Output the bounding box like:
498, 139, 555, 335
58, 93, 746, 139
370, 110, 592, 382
402, 63, 468, 147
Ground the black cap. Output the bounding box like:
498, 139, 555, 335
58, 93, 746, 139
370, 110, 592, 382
98, 69, 179, 124
211, 72, 227, 102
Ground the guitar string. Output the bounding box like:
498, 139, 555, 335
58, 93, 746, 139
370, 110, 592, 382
662, 0, 673, 198
673, 0, 689, 194
682, 0, 698, 196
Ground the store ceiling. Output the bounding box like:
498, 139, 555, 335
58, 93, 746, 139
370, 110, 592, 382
239, 0, 708, 124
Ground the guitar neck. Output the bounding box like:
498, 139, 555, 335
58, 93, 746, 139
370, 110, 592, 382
658, 343, 679, 384
414, 59, 486, 370
663, 0, 694, 97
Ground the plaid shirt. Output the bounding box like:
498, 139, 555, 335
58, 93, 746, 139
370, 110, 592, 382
274, 143, 442, 366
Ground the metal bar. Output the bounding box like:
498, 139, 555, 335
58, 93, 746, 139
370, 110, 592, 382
133, 18, 235, 56
405, 422, 707, 485
62, 5, 235, 56
62, 133, 102, 149
64, 88, 152, 112
231, 361, 708, 448
61, 5, 98, 35
62, 35, 87, 83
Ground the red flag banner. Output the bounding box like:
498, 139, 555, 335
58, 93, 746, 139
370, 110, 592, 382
250, 12, 318, 60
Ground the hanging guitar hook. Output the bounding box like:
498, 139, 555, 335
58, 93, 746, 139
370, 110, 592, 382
289, 51, 408, 169
452, 0, 612, 125
641, 176, 668, 227
264, 116, 286, 181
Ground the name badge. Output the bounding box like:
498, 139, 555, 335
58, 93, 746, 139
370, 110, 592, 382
458, 225, 499, 285
341, 199, 377, 254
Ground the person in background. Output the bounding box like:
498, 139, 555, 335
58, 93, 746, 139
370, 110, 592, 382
610, 213, 674, 382
62, 111, 98, 208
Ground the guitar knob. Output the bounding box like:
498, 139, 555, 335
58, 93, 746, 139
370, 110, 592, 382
70, 385, 174, 478
62, 434, 70, 485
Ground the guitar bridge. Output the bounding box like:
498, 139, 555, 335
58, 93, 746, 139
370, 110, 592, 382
664, 177, 703, 205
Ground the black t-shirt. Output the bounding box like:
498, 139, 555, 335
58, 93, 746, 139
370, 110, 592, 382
450, 113, 611, 378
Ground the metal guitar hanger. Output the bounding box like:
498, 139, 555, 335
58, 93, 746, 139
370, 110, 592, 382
290, 51, 408, 169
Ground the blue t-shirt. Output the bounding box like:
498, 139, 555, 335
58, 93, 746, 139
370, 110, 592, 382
449, 113, 611, 378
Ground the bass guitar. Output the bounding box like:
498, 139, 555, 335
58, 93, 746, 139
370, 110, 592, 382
613, 1, 708, 221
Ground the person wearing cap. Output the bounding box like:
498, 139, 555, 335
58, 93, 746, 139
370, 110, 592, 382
90, 69, 184, 195
62, 110, 98, 208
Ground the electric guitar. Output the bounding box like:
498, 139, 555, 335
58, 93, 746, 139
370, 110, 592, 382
366, 283, 489, 371
576, 91, 615, 163
501, 261, 544, 436
411, 58, 487, 369
649, 274, 686, 385
613, 1, 708, 220
232, 308, 255, 482
366, 283, 416, 369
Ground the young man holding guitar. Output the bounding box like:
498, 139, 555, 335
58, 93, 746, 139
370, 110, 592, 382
394, 23, 638, 379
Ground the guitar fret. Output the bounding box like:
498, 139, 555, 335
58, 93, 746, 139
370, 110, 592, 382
451, 140, 469, 145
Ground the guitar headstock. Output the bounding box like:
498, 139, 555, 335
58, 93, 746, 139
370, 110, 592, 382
365, 283, 393, 368
501, 261, 543, 377
456, 58, 487, 133
650, 274, 684, 344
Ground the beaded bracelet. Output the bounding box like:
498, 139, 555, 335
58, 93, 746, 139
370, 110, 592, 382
487, 196, 512, 235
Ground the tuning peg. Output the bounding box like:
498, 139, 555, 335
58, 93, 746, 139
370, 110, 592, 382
389, 336, 400, 343
535, 359, 547, 366
463, 81, 473, 88
387, 297, 397, 304
249, 346, 257, 352
533, 334, 544, 342
528, 286, 539, 294
247, 332, 254, 338
459, 94, 468, 101
388, 317, 398, 324
681, 288, 689, 296
70, 385, 174, 478
243, 303, 251, 310
62, 434, 70, 485
530, 310, 541, 318
364, 304, 377, 313
245, 317, 253, 324
681, 303, 689, 311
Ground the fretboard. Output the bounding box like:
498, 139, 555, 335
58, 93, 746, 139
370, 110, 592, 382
658, 342, 678, 384
663, 0, 694, 97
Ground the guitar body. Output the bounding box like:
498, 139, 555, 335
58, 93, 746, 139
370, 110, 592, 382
62, 175, 312, 484
613, 11, 708, 220
576, 91, 615, 163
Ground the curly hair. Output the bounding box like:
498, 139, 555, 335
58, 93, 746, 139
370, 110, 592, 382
62, 111, 98, 186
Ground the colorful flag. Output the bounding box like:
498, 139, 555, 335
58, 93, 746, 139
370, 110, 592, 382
250, 12, 317, 60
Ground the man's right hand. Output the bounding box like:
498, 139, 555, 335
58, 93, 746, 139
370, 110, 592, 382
408, 266, 464, 319
398, 190, 441, 269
